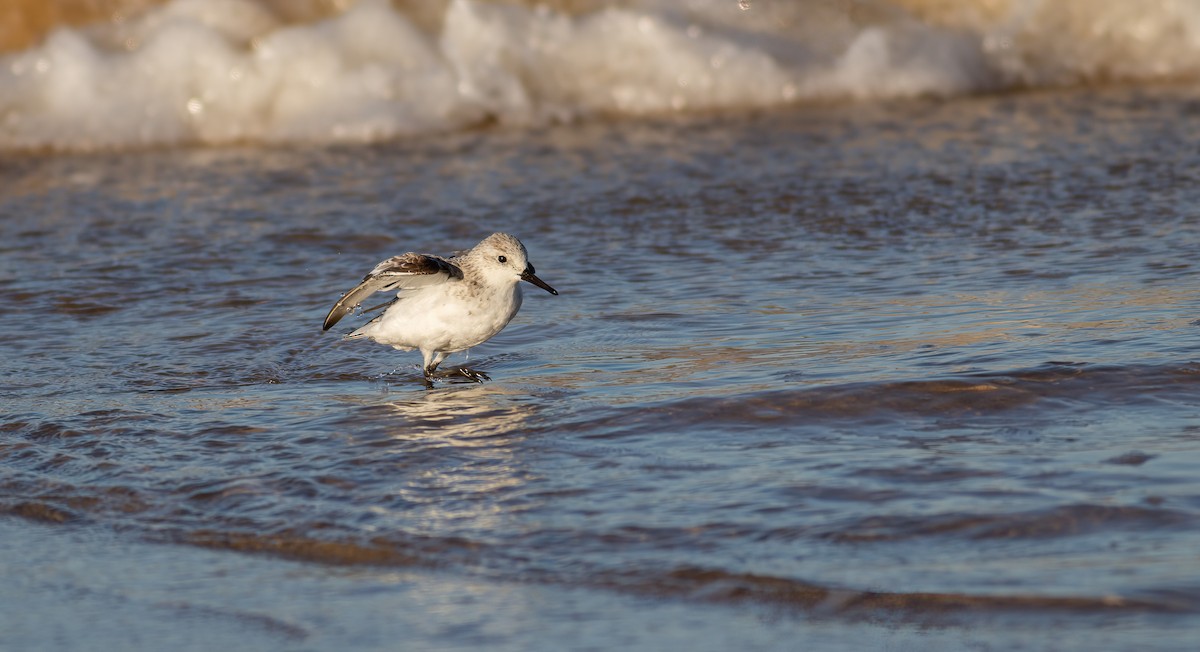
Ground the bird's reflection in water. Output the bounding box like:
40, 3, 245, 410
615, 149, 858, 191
379, 382, 538, 446
350, 384, 546, 534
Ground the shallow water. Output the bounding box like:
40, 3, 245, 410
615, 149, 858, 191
3, 84, 1200, 649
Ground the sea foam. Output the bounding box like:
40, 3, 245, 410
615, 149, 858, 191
2, 0, 1198, 150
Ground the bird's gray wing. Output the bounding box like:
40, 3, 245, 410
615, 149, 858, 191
322, 253, 463, 331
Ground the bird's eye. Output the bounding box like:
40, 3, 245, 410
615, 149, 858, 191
498, 255, 507, 263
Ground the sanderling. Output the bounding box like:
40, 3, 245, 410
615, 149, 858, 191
322, 233, 558, 381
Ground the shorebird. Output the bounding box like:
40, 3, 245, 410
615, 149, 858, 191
322, 233, 558, 381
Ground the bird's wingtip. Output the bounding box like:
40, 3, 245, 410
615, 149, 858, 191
322, 304, 347, 331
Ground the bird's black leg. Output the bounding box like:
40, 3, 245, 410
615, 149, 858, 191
423, 353, 442, 379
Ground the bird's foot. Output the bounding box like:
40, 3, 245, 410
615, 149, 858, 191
456, 367, 490, 383
421, 366, 490, 385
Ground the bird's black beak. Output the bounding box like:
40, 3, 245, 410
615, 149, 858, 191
521, 264, 558, 295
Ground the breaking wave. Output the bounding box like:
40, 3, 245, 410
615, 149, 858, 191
4, 0, 1200, 150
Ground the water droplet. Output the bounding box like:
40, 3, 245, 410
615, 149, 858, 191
739, 0, 751, 10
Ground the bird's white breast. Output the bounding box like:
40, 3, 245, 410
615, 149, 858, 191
363, 281, 523, 353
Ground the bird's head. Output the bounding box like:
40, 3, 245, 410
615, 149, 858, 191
473, 233, 558, 295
